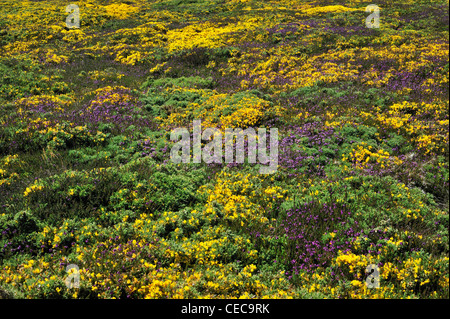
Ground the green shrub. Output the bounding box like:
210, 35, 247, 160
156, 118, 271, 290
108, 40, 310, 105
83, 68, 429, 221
0, 58, 70, 101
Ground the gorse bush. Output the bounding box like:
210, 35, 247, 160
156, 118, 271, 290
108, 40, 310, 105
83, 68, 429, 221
23, 158, 208, 226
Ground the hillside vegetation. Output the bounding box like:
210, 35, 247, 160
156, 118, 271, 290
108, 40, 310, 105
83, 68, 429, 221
0, 0, 448, 298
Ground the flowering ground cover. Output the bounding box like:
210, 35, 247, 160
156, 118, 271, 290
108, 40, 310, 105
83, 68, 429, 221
0, 0, 448, 299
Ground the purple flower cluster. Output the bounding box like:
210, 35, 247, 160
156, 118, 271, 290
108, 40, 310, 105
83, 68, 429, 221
136, 138, 169, 160
74, 88, 138, 126
68, 87, 155, 134
0, 227, 36, 257
279, 200, 361, 274
265, 23, 300, 37
16, 96, 63, 115
279, 121, 341, 177
322, 24, 376, 37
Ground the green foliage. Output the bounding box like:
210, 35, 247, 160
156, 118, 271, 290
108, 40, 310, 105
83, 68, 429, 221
141, 76, 214, 91
24, 156, 208, 226
140, 78, 210, 117
338, 124, 379, 149
0, 210, 42, 260
0, 58, 70, 101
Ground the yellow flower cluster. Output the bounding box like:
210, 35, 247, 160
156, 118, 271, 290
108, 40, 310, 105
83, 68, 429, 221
359, 40, 448, 75
87, 70, 125, 81
115, 50, 143, 66
333, 230, 449, 298
103, 3, 140, 19
200, 171, 286, 228
335, 251, 372, 274
61, 28, 93, 44
15, 95, 71, 113
221, 45, 360, 94
362, 100, 449, 155
165, 16, 283, 53
402, 208, 423, 221
201, 94, 271, 129
360, 67, 396, 88
13, 115, 106, 151
157, 87, 281, 131
0, 258, 59, 292
44, 49, 69, 64
342, 142, 403, 169
0, 154, 22, 187
23, 180, 45, 197
300, 5, 361, 16
83, 85, 137, 113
